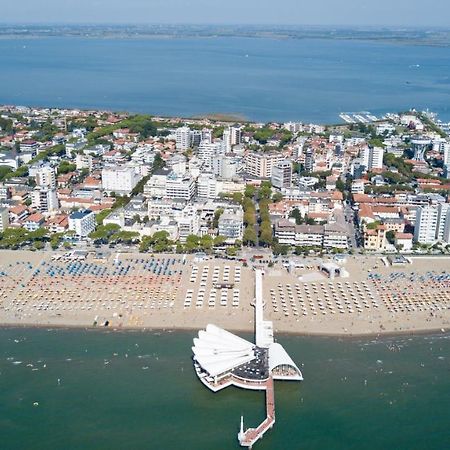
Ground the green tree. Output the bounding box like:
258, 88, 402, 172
244, 184, 256, 198
0, 166, 13, 181
213, 208, 224, 228
95, 209, 112, 225
213, 235, 226, 247
272, 243, 289, 256
153, 152, 165, 171
289, 208, 304, 225
259, 222, 273, 247
259, 181, 272, 200
232, 192, 243, 204
243, 226, 257, 246
58, 161, 76, 174
386, 230, 396, 245
272, 191, 283, 203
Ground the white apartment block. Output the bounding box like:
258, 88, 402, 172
218, 207, 244, 241
443, 143, 450, 178
68, 209, 95, 237
414, 204, 450, 244
31, 187, 59, 213
102, 166, 141, 195
36, 166, 56, 189
222, 128, 232, 153
246, 152, 283, 178
176, 126, 191, 151
201, 128, 212, 144
166, 154, 187, 175
198, 142, 222, 168
0, 207, 9, 231
65, 139, 87, 158
212, 155, 238, 179
362, 146, 384, 170
271, 160, 292, 189
165, 173, 196, 201
274, 220, 348, 249
177, 205, 200, 242
229, 125, 242, 146
76, 154, 93, 170
197, 174, 218, 199
436, 203, 450, 242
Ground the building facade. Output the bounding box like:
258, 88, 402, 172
68, 209, 96, 237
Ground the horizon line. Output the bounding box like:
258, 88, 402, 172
0, 22, 450, 30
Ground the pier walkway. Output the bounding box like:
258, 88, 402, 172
238, 376, 275, 448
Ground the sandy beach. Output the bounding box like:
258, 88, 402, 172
0, 250, 449, 336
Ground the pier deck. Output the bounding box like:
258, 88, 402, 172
238, 376, 275, 448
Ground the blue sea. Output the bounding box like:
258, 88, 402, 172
0, 328, 449, 449
0, 37, 449, 122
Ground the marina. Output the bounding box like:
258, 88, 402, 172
339, 111, 382, 124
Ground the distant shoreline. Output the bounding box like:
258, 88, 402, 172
0, 24, 449, 47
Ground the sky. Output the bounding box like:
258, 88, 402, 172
1, 0, 450, 27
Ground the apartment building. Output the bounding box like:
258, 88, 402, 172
0, 207, 9, 231
31, 187, 59, 213
101, 166, 141, 195
35, 166, 56, 189
415, 202, 450, 243
68, 209, 95, 237
362, 146, 384, 170
274, 220, 348, 249
271, 160, 292, 189
218, 207, 244, 241
246, 152, 283, 178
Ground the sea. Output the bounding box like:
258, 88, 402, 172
0, 37, 450, 123
0, 327, 449, 450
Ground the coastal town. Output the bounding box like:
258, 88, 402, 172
0, 104, 449, 255
0, 104, 449, 336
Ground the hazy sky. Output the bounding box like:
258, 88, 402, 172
2, 0, 450, 27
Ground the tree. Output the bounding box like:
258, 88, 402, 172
386, 230, 396, 245
58, 161, 76, 174
213, 235, 226, 247
336, 178, 345, 193
0, 166, 13, 181
259, 182, 272, 200
213, 208, 224, 228
244, 184, 256, 198
272, 243, 289, 256
125, 115, 157, 139
88, 223, 120, 241
95, 208, 112, 225
259, 222, 273, 247
33, 241, 44, 250
272, 191, 283, 203
153, 152, 165, 171
109, 231, 140, 244
200, 235, 213, 252
244, 208, 256, 226
232, 192, 243, 204
289, 208, 303, 225
243, 226, 257, 246
185, 235, 200, 252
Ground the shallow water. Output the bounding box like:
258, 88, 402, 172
0, 328, 449, 449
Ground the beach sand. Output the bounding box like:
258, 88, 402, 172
0, 250, 448, 336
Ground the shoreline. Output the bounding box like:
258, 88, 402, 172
0, 321, 447, 340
